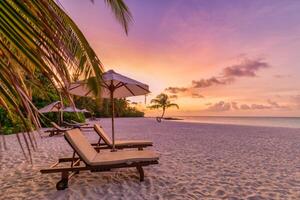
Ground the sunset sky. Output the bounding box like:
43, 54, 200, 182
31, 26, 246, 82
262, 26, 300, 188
60, 0, 300, 117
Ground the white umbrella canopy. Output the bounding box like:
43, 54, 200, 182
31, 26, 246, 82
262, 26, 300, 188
38, 101, 87, 113
38, 101, 62, 113
68, 70, 150, 98
67, 69, 150, 151
63, 107, 89, 113
38, 101, 89, 125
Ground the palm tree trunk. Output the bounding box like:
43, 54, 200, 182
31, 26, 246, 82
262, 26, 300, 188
161, 107, 166, 119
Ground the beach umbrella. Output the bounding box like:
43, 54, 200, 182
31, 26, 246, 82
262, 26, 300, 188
38, 101, 62, 113
38, 101, 64, 124
68, 69, 150, 150
38, 101, 88, 124
38, 101, 87, 113
63, 107, 90, 113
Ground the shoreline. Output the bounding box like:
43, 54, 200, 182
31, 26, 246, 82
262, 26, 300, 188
164, 118, 300, 129
145, 116, 300, 129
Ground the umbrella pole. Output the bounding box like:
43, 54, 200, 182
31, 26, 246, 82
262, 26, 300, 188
111, 88, 116, 151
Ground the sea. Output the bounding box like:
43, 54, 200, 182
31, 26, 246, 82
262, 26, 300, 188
176, 116, 300, 129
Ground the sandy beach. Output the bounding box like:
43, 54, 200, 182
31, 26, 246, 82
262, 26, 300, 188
0, 118, 300, 199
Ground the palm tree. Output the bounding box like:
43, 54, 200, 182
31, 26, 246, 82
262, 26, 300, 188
0, 0, 132, 162
148, 93, 179, 121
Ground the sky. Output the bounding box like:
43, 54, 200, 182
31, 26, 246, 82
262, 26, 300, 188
60, 0, 300, 117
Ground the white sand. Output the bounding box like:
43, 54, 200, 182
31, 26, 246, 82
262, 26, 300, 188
0, 118, 300, 199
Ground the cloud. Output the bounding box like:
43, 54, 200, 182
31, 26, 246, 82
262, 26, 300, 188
191, 93, 204, 98
165, 87, 188, 94
206, 100, 288, 112
250, 104, 271, 109
165, 58, 270, 98
267, 99, 284, 109
192, 77, 233, 88
164, 87, 204, 99
191, 58, 270, 89
206, 101, 231, 112
231, 102, 239, 110
169, 94, 178, 99
222, 59, 270, 77
240, 104, 251, 110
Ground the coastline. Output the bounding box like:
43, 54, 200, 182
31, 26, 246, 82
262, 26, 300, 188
1, 118, 299, 199
155, 116, 300, 129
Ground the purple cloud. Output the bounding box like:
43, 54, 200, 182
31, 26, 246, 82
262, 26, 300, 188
165, 58, 270, 97
222, 59, 270, 77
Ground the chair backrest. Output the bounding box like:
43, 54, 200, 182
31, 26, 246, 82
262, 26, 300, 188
65, 129, 97, 165
51, 122, 63, 130
94, 124, 112, 146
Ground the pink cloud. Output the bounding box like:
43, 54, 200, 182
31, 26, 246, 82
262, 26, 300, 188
165, 87, 188, 94
206, 101, 231, 112
191, 93, 204, 98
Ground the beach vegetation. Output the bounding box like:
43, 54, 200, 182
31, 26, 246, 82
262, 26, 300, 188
0, 0, 132, 161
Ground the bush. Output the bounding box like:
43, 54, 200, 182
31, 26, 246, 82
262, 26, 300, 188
0, 108, 34, 135
75, 97, 145, 118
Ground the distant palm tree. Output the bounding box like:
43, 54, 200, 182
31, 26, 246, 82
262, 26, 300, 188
148, 93, 179, 122
0, 0, 131, 162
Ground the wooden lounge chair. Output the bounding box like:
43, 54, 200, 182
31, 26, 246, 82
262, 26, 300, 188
93, 124, 153, 150
40, 129, 159, 190
45, 122, 71, 137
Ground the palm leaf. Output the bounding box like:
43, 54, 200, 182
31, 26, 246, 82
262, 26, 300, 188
0, 0, 132, 162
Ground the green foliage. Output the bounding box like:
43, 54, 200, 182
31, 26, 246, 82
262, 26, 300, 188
75, 97, 144, 118
0, 107, 33, 135
0, 70, 86, 133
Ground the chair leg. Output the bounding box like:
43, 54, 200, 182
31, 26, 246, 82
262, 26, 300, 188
56, 171, 69, 190
74, 159, 80, 174
136, 166, 144, 182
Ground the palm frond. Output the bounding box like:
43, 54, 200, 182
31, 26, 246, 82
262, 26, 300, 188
0, 0, 132, 162
147, 104, 161, 110
104, 0, 133, 34
166, 103, 179, 109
